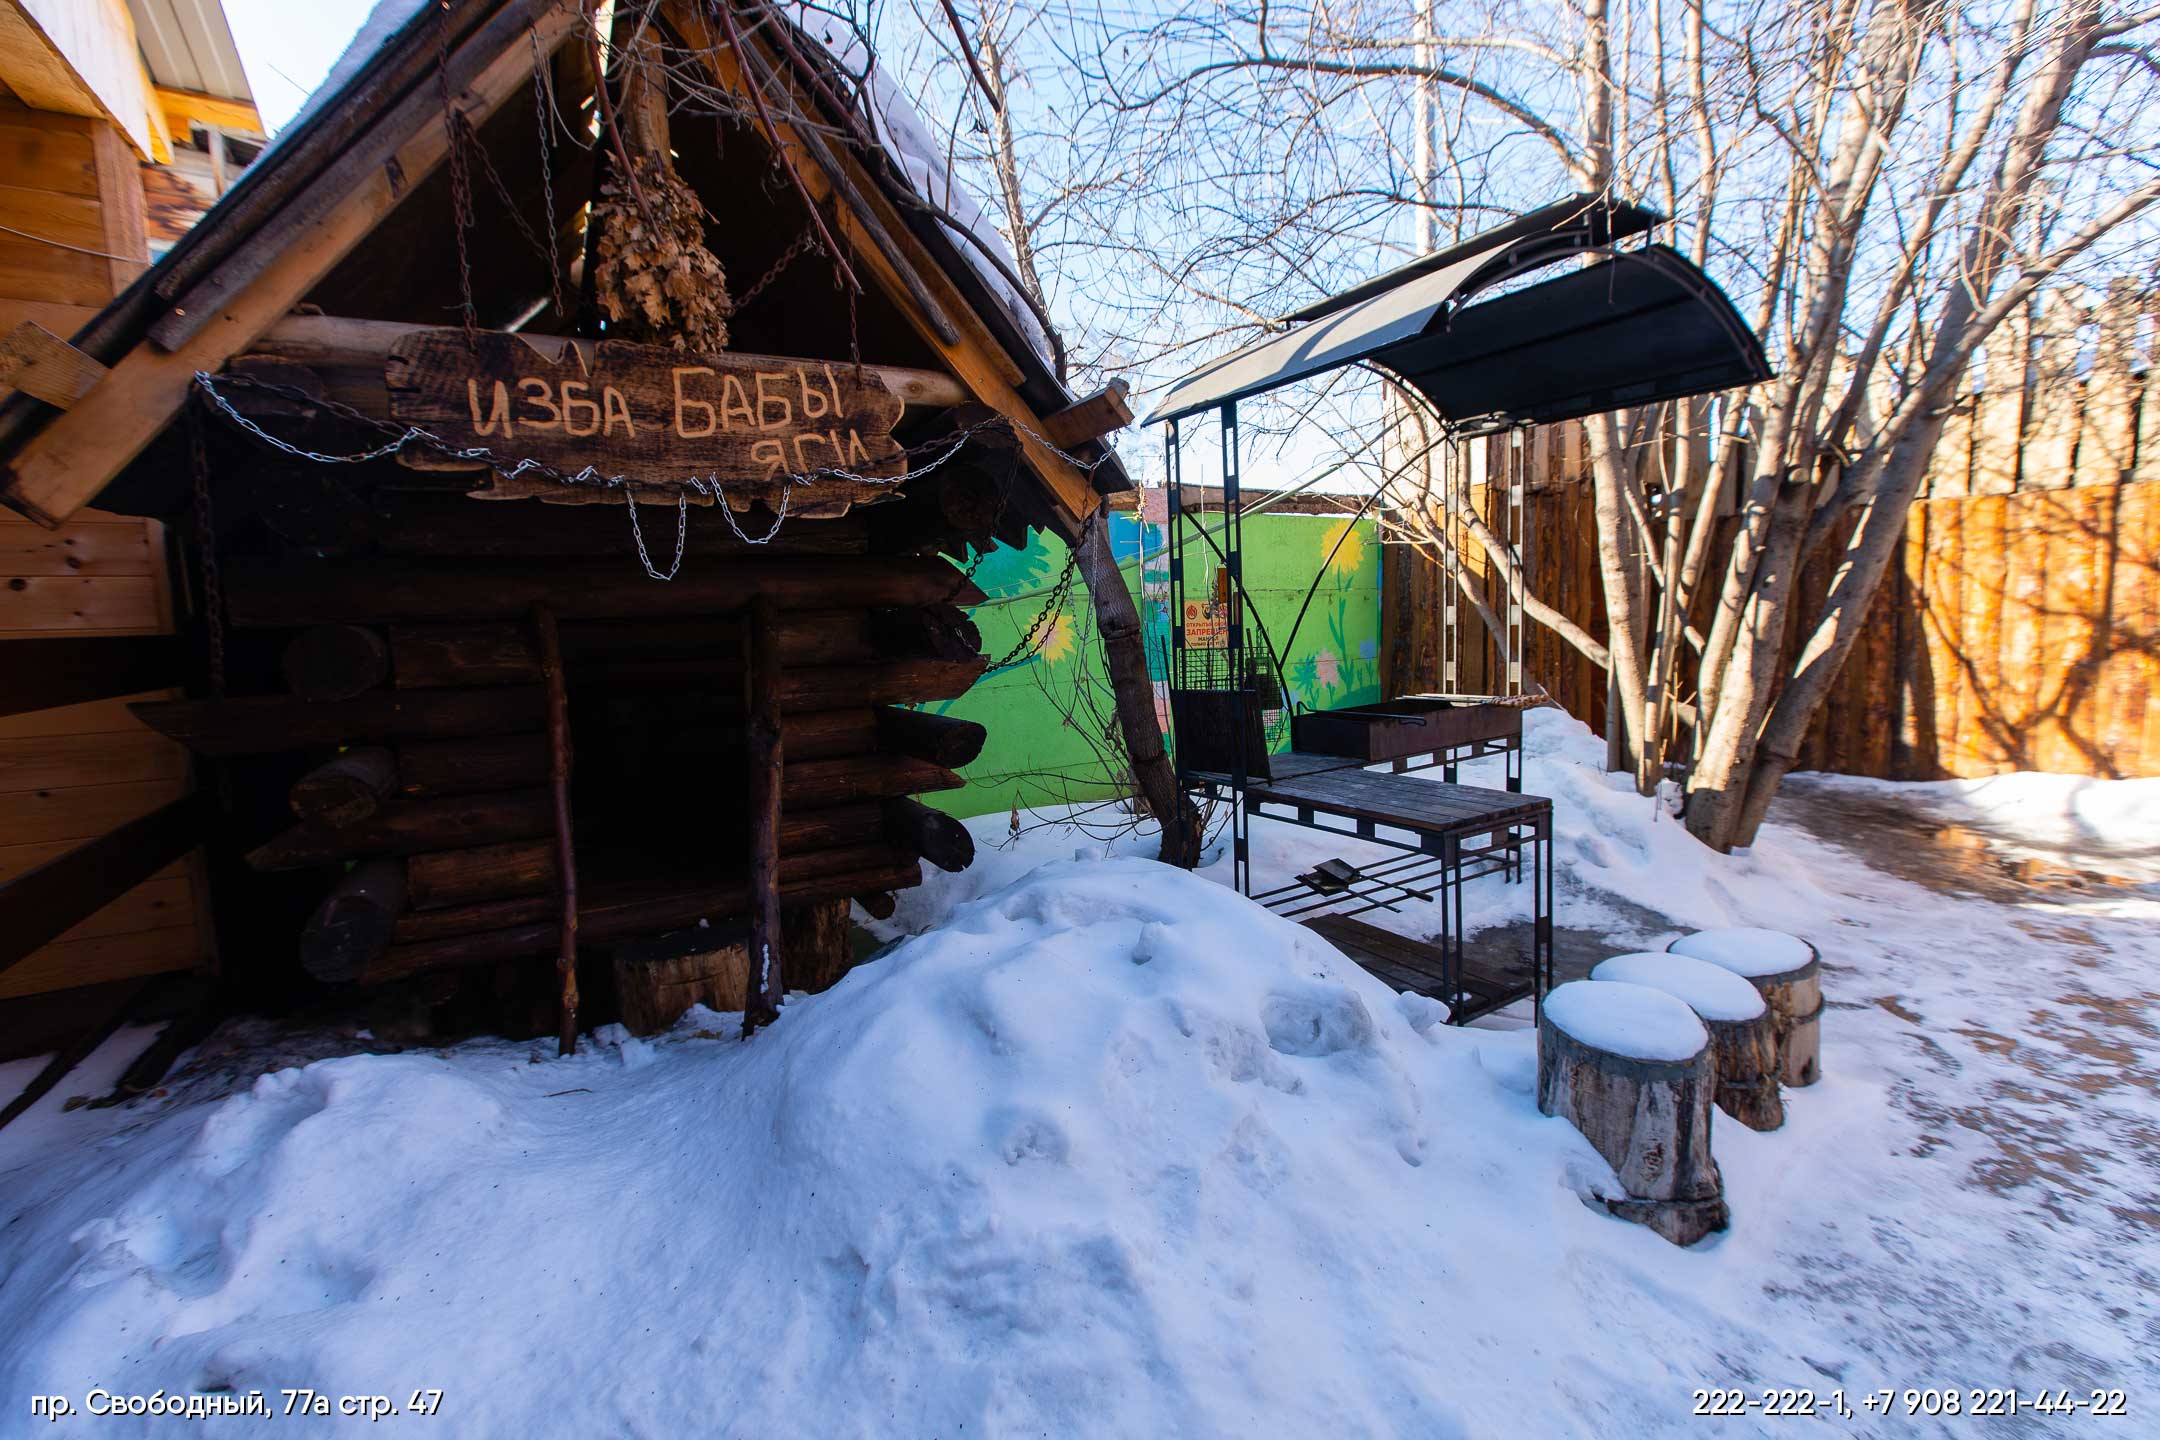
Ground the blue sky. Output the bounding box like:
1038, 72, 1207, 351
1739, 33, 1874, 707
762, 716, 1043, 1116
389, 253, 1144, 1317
225, 0, 379, 134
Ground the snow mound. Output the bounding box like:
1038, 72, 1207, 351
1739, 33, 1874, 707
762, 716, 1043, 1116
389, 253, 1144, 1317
1543, 980, 1709, 1061
1668, 927, 1815, 978
0, 857, 1635, 1437
1590, 952, 1766, 1023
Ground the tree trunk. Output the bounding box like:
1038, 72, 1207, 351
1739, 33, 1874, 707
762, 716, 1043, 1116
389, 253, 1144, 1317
1704, 1012, 1784, 1131
1073, 511, 1201, 867
614, 929, 748, 1035
785, 898, 856, 991
874, 706, 988, 768
407, 838, 556, 909
743, 593, 785, 1035
247, 790, 556, 870
282, 624, 390, 701
398, 736, 552, 797
1586, 413, 1648, 783
366, 853, 920, 982
884, 796, 973, 873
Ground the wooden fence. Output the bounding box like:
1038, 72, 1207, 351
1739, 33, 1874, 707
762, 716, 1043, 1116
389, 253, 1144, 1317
1383, 287, 2159, 780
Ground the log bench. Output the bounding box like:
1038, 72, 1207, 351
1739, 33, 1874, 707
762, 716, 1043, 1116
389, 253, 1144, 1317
1538, 978, 1729, 1246
1590, 951, 1782, 1131
1668, 928, 1822, 1088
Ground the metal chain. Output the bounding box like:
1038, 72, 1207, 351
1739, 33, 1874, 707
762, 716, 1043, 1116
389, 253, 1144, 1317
623, 489, 692, 580
983, 542, 1079, 673
193, 372, 1108, 584
531, 26, 566, 319
465, 86, 561, 313
192, 368, 1122, 591
186, 405, 227, 698
440, 6, 478, 340
730, 224, 820, 314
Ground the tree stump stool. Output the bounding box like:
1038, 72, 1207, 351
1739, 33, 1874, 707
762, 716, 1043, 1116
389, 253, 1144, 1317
613, 924, 749, 1036
1668, 928, 1821, 1087
1537, 979, 1729, 1246
1591, 952, 1781, 1131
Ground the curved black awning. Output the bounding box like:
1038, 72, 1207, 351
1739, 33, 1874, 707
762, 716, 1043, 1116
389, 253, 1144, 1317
1152, 196, 1770, 430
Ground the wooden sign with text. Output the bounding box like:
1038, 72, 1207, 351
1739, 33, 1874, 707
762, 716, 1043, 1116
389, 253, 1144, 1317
385, 330, 907, 487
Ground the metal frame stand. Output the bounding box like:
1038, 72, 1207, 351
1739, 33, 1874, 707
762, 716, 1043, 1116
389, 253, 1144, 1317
1163, 409, 1553, 1023
1221, 403, 1249, 896
1211, 784, 1553, 1024
1505, 425, 1526, 697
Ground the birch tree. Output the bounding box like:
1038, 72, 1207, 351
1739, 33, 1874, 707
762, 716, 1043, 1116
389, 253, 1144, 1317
1041, 0, 2160, 850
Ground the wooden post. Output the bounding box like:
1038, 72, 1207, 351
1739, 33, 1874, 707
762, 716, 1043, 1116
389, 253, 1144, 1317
744, 594, 786, 1035
534, 603, 579, 1056
786, 898, 857, 990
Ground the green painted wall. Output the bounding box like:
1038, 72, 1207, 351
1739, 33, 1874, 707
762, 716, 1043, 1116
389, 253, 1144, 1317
924, 507, 1384, 819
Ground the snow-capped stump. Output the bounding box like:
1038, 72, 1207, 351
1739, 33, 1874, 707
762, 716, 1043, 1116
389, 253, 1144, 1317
1591, 952, 1782, 1131
1537, 980, 1728, 1246
1668, 928, 1822, 1088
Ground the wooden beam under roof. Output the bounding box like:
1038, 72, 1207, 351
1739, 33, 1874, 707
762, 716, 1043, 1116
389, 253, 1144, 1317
662, 1, 1101, 533
0, 0, 586, 529
155, 86, 263, 140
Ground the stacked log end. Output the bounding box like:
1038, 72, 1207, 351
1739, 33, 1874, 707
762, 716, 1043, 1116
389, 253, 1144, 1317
134, 555, 994, 1034
289, 747, 397, 827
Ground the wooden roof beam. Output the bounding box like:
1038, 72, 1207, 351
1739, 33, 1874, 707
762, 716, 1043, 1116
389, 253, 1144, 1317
1039, 379, 1133, 449
664, 2, 1100, 533
240, 314, 971, 412
0, 0, 587, 529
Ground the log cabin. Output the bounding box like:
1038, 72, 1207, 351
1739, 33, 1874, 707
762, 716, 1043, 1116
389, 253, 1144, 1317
0, 0, 1133, 1071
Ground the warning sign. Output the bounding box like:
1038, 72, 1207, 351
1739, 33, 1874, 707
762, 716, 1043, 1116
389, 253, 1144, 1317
1182, 599, 1228, 649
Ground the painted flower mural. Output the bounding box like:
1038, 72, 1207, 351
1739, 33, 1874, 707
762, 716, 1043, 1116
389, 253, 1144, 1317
919, 507, 1385, 819
1038, 612, 1077, 665
1320, 517, 1366, 576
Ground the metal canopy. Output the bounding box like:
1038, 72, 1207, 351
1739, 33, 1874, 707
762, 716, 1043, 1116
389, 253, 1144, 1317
1152, 195, 1769, 429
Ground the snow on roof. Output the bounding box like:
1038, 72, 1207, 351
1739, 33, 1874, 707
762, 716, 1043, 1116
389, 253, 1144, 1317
1543, 980, 1709, 1062
270, 2, 1058, 373
1668, 927, 1817, 980
266, 0, 431, 157
1589, 952, 1766, 1024
786, 5, 1057, 369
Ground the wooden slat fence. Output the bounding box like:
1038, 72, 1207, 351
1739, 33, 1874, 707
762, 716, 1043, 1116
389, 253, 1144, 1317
1383, 282, 2159, 780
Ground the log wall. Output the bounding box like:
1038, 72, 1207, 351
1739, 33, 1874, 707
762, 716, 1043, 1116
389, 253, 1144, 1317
1384, 287, 2160, 781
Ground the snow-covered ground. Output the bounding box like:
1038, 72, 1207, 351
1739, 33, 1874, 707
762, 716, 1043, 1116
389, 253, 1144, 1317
2, 712, 2154, 1437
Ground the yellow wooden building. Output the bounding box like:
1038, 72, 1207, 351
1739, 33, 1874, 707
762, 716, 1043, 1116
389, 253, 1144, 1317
0, 0, 260, 1045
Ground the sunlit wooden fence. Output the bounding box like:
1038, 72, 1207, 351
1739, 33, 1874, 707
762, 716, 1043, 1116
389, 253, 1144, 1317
1383, 284, 2159, 780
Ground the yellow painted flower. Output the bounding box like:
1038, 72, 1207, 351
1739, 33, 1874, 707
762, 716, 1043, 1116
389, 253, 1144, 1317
1321, 517, 1366, 575
1039, 612, 1078, 664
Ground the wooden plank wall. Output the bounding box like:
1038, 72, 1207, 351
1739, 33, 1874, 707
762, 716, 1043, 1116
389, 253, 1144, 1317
0, 89, 146, 347
0, 100, 207, 1000
1383, 283, 2160, 780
